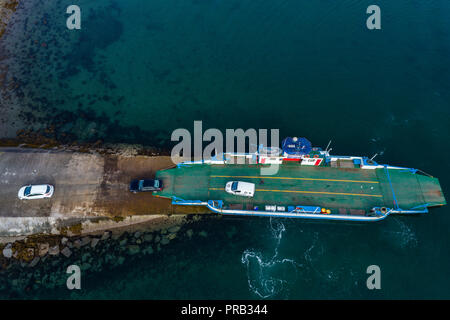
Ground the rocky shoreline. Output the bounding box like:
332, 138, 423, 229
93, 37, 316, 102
0, 214, 214, 297
0, 128, 169, 157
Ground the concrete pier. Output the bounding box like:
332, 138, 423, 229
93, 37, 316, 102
0, 147, 207, 237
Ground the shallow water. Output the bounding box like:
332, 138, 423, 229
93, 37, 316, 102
0, 0, 449, 299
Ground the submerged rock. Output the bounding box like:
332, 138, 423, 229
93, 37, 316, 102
29, 257, 40, 267
199, 231, 208, 238
167, 233, 176, 240
168, 226, 181, 233
143, 245, 154, 255
127, 245, 140, 255
73, 240, 81, 249
80, 237, 91, 247
186, 229, 193, 238
101, 231, 111, 240
38, 243, 49, 257
160, 236, 170, 245
91, 238, 100, 248
2, 244, 12, 259
143, 234, 153, 242
61, 247, 72, 258
81, 263, 91, 271
82, 252, 91, 262
48, 245, 60, 256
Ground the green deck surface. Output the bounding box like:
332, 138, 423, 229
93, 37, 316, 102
155, 164, 446, 212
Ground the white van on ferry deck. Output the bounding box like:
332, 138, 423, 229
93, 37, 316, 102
225, 181, 255, 197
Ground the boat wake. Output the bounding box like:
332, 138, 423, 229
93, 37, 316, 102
383, 217, 418, 249
241, 218, 300, 299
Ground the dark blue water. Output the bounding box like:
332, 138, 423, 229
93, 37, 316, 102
0, 0, 449, 298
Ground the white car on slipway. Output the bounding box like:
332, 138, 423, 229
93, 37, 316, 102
18, 184, 54, 200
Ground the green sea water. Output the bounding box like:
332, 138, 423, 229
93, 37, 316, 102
0, 0, 449, 299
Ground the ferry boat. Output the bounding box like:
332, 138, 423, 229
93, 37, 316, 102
153, 137, 446, 222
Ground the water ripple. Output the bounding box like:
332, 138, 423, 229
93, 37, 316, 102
241, 218, 300, 299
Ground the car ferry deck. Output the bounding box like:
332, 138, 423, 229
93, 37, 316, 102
153, 138, 446, 222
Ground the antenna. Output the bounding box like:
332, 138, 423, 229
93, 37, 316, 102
370, 153, 378, 161
325, 140, 332, 152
